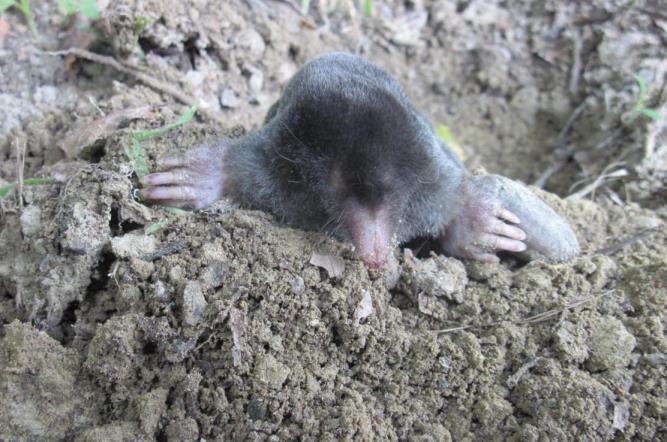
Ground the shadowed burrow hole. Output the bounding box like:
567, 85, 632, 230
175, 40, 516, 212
3, 289, 13, 300
184, 34, 202, 69
59, 300, 80, 344
402, 236, 439, 259
143, 340, 158, 355
109, 204, 143, 236
86, 250, 116, 298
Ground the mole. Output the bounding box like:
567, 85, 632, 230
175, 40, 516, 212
140, 52, 580, 268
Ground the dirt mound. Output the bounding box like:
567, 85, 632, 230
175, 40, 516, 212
1, 0, 665, 440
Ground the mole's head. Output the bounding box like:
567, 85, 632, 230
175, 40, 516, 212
290, 88, 435, 267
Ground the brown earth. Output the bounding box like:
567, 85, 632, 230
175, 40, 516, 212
0, 0, 665, 440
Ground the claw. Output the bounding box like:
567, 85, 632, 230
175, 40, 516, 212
489, 219, 526, 240
157, 156, 187, 168
479, 234, 526, 252
497, 208, 520, 224
142, 170, 191, 186
472, 253, 500, 263
140, 185, 196, 201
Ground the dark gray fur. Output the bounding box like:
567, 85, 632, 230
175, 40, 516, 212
224, 53, 467, 242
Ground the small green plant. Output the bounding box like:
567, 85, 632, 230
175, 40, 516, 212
1, 0, 101, 37
363, 0, 373, 16
124, 104, 198, 179
56, 0, 100, 19
0, 178, 57, 199
301, 0, 373, 17
1, 0, 37, 36
631, 74, 661, 122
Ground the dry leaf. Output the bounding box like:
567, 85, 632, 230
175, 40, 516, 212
61, 106, 154, 159
310, 253, 345, 278
354, 290, 373, 326
0, 19, 10, 42
417, 292, 435, 316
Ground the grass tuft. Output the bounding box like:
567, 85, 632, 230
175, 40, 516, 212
0, 178, 57, 199
631, 74, 661, 122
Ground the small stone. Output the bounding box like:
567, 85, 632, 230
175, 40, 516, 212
20, 204, 42, 236
237, 29, 266, 56
290, 276, 305, 295
254, 354, 290, 390
586, 316, 636, 371
111, 234, 157, 259
33, 85, 59, 106
409, 256, 467, 302
249, 71, 264, 92
182, 281, 207, 327
220, 89, 241, 108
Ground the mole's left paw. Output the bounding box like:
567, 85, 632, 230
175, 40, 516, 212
139, 144, 227, 210
439, 181, 527, 263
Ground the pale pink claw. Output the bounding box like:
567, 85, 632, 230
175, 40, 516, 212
142, 170, 191, 186
157, 156, 187, 168
489, 219, 526, 240
498, 208, 520, 224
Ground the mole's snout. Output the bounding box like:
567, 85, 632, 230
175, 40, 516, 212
346, 203, 394, 268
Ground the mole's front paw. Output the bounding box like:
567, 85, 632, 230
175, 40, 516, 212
139, 144, 227, 210
439, 184, 527, 263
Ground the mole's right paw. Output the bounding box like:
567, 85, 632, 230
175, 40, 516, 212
139, 145, 227, 210
439, 186, 527, 263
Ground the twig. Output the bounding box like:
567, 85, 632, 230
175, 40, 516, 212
431, 291, 612, 334
15, 138, 26, 210
533, 102, 586, 188
567, 162, 628, 199
569, 28, 583, 96
45, 48, 224, 124
595, 228, 659, 255
140, 241, 186, 261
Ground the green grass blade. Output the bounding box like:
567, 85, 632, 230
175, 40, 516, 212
144, 206, 187, 234
17, 0, 37, 36
130, 139, 150, 178
0, 0, 16, 13
641, 108, 661, 121
133, 104, 198, 141
0, 178, 57, 199
79, 0, 100, 19
56, 0, 76, 15
632, 74, 648, 113
162, 206, 187, 215
436, 124, 457, 146
145, 220, 169, 235
0, 183, 15, 198
363, 0, 373, 16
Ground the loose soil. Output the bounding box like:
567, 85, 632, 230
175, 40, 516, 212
1, 1, 665, 440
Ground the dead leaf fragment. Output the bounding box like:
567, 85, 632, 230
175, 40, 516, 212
229, 307, 248, 367
61, 105, 154, 159
353, 290, 373, 326
417, 292, 435, 316
0, 19, 10, 42
310, 253, 345, 278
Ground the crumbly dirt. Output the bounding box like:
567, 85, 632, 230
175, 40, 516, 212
1, 1, 665, 441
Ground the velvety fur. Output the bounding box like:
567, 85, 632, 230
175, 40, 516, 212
224, 52, 466, 242
142, 52, 580, 264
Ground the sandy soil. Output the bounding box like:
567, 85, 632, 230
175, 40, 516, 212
1, 0, 665, 440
